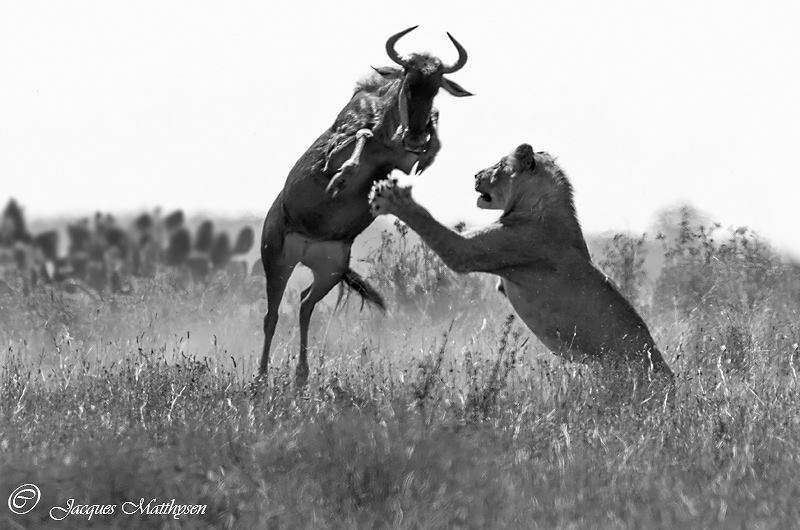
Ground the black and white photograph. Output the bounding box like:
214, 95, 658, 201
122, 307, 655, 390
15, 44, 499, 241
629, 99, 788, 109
2, 1, 799, 528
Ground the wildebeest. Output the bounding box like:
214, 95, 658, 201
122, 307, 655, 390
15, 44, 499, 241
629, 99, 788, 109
259, 27, 472, 383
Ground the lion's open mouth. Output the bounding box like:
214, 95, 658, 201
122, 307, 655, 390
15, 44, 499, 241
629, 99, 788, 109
478, 192, 492, 203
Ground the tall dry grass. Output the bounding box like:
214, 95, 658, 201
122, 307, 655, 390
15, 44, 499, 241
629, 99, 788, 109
1, 210, 800, 528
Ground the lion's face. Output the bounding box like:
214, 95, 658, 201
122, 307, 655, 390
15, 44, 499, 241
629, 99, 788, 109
474, 144, 536, 210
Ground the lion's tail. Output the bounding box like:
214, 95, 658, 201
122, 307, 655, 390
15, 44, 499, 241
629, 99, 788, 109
337, 268, 386, 312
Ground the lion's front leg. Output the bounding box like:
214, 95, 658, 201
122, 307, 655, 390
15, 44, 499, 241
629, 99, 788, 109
370, 180, 531, 275
369, 180, 473, 274
325, 128, 373, 197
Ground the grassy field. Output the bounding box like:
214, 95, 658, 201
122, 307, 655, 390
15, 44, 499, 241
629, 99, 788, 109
2, 213, 800, 529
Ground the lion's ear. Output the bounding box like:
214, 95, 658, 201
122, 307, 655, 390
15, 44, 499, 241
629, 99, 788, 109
514, 144, 535, 171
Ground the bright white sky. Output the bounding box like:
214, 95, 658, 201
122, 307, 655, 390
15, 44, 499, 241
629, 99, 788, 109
1, 1, 799, 257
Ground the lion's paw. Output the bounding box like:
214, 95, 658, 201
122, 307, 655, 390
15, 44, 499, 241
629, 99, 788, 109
369, 179, 412, 217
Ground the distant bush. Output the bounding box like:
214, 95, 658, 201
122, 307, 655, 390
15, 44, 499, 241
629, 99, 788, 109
654, 207, 784, 317
591, 205, 799, 375
596, 232, 650, 310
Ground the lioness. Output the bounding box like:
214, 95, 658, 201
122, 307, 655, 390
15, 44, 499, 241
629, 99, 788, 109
370, 143, 674, 383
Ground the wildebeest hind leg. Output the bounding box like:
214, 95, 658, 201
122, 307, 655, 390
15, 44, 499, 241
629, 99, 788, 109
297, 242, 350, 386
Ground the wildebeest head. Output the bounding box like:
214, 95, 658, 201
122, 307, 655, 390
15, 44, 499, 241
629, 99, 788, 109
374, 26, 472, 153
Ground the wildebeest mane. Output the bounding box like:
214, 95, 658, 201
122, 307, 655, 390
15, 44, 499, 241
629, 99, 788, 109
354, 67, 403, 95
317, 68, 404, 173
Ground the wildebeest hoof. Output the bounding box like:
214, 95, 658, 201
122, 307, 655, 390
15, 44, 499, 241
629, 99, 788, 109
415, 135, 440, 175
326, 161, 359, 197
415, 156, 434, 175
249, 372, 270, 398
295, 364, 310, 387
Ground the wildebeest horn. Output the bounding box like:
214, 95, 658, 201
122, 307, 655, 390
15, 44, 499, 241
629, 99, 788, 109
441, 32, 468, 74
385, 26, 418, 67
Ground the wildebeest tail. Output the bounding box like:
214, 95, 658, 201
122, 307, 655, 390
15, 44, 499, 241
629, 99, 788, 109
338, 268, 386, 312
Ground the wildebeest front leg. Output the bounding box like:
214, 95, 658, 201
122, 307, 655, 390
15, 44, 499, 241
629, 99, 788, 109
325, 128, 374, 197
414, 112, 441, 175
